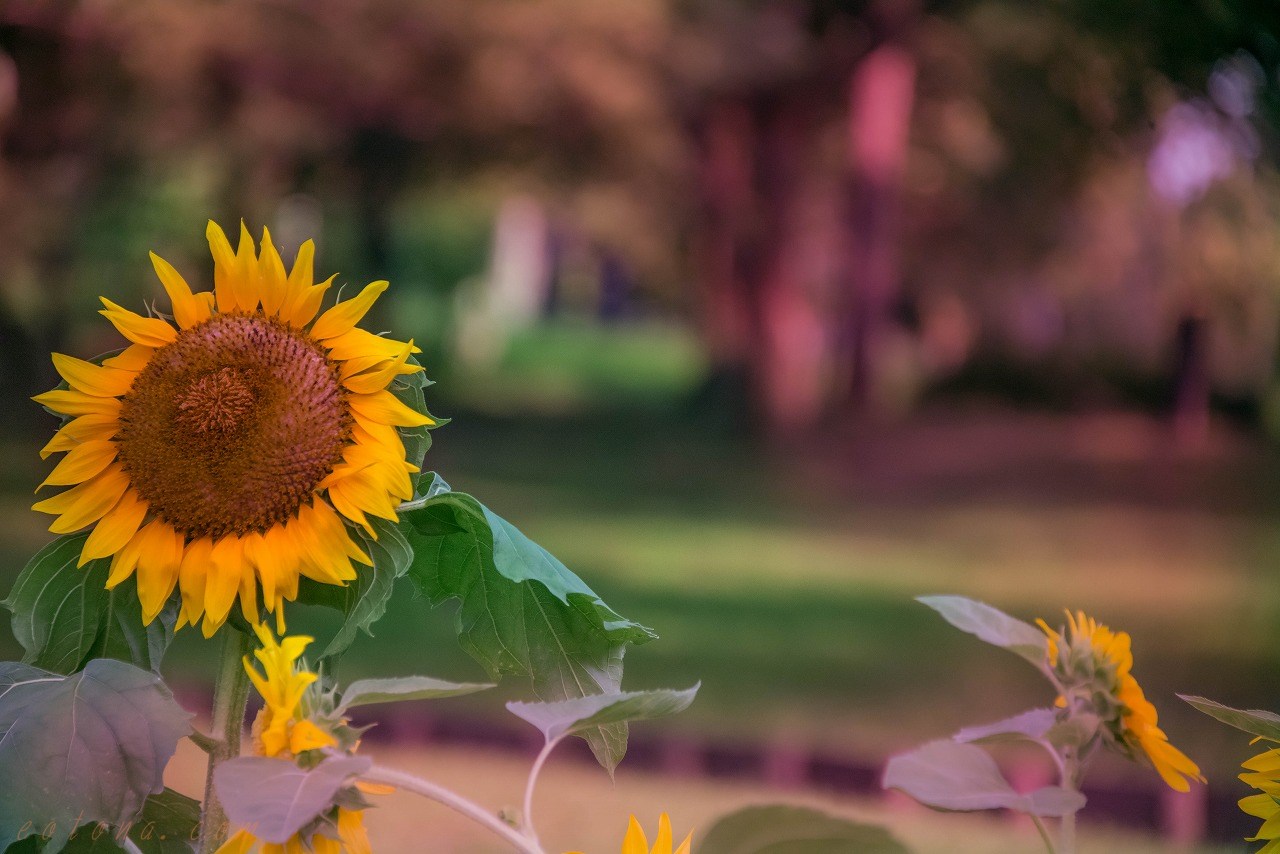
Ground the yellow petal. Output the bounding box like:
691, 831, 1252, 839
310, 280, 389, 340
135, 520, 184, 623
337, 808, 372, 854
38, 438, 117, 489
207, 220, 243, 313
39, 412, 119, 458
288, 719, 336, 753
232, 221, 261, 312
32, 463, 130, 533
52, 353, 135, 397
213, 829, 256, 854
204, 536, 246, 632
654, 814, 673, 853
80, 488, 148, 566
349, 389, 434, 428
324, 327, 420, 362
150, 252, 211, 329
342, 340, 418, 395
102, 343, 155, 372
622, 816, 648, 854
258, 227, 289, 317
99, 298, 178, 347
178, 536, 214, 624
33, 389, 122, 418
674, 832, 693, 854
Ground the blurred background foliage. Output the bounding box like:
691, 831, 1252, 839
3, 0, 1280, 844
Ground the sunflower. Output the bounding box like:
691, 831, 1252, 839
567, 814, 692, 854
1240, 745, 1280, 852
219, 627, 375, 854
32, 222, 432, 636
1037, 610, 1204, 792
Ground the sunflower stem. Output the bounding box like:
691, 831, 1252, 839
198, 628, 255, 854
360, 764, 546, 854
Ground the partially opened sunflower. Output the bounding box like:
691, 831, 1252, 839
33, 222, 432, 636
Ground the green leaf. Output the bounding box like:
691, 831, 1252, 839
0, 659, 194, 851
1180, 695, 1280, 742
296, 517, 412, 659
3, 533, 177, 675
883, 740, 1085, 817
916, 595, 1047, 666
401, 480, 656, 773
338, 675, 494, 712
955, 708, 1056, 745
507, 685, 698, 744
123, 789, 200, 854
699, 805, 909, 854
391, 359, 444, 494
215, 756, 371, 844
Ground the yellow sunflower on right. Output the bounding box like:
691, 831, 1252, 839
1240, 745, 1280, 852
567, 814, 692, 854
1037, 610, 1204, 792
32, 222, 432, 636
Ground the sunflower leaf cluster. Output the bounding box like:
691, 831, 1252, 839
884, 595, 1202, 834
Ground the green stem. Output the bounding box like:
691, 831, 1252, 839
197, 629, 255, 854
1030, 815, 1057, 854
1059, 811, 1076, 854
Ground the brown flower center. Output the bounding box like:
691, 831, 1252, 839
117, 314, 350, 540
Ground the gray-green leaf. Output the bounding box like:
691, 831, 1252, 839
507, 684, 698, 744
883, 740, 1084, 817
4, 534, 177, 674
1180, 695, 1280, 742
296, 517, 412, 659
916, 596, 1047, 667
0, 659, 194, 851
955, 708, 1055, 745
699, 805, 909, 854
338, 675, 494, 712
215, 755, 371, 844
401, 481, 655, 773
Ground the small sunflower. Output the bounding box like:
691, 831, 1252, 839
32, 222, 432, 636
1037, 609, 1204, 792
220, 627, 377, 854
567, 814, 692, 854
1240, 745, 1280, 852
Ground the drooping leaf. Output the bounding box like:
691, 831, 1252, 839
916, 596, 1048, 667
338, 675, 494, 712
3, 534, 177, 674
215, 755, 372, 844
507, 685, 698, 744
955, 708, 1056, 745
401, 480, 655, 773
1180, 695, 1280, 742
296, 517, 412, 659
0, 659, 194, 851
883, 740, 1084, 817
698, 805, 909, 854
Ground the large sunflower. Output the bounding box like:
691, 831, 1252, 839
33, 222, 432, 637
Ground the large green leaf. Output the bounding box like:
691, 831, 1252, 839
917, 595, 1047, 667
1181, 695, 1280, 742
400, 476, 655, 773
883, 740, 1084, 817
507, 685, 698, 744
4, 788, 200, 854
699, 806, 908, 854
296, 517, 412, 659
0, 659, 194, 851
3, 534, 177, 675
